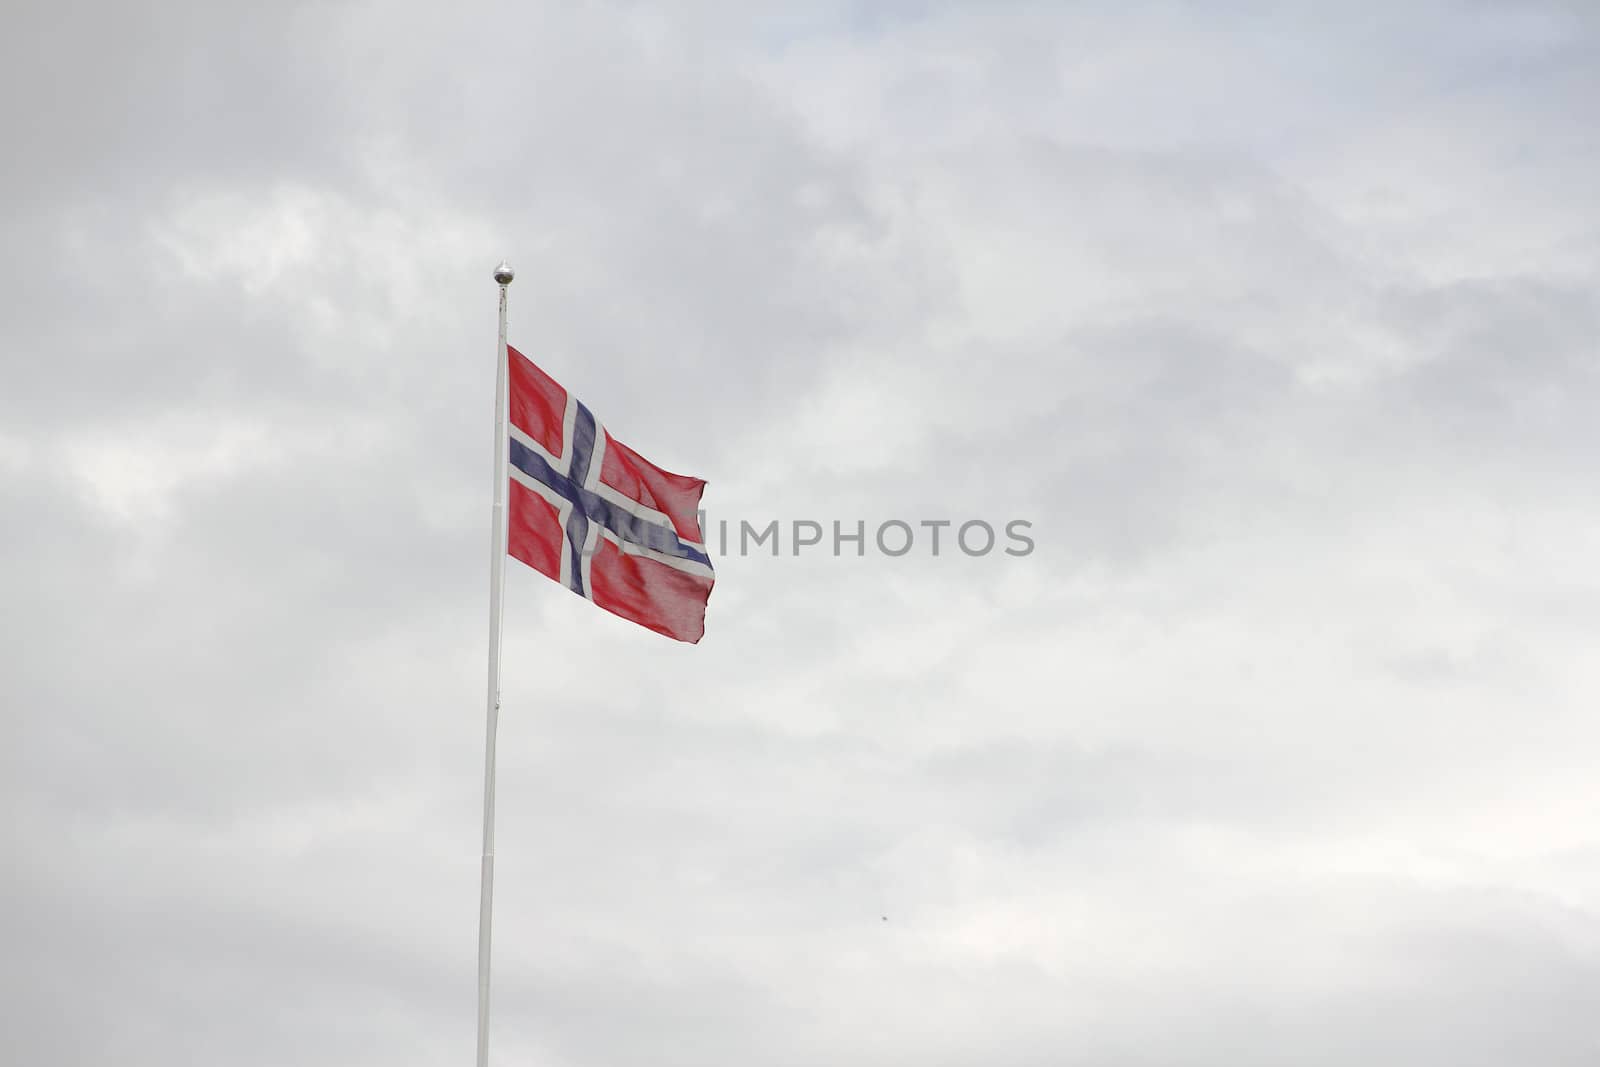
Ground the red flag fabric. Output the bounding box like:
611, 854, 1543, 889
504, 346, 714, 642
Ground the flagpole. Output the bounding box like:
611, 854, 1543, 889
477, 260, 514, 1067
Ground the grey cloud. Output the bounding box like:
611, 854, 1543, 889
6, 2, 1600, 1066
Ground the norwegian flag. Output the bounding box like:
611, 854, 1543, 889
504, 345, 715, 642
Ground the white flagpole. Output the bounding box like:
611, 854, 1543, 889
477, 260, 514, 1067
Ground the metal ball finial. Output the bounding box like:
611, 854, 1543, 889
493, 261, 515, 286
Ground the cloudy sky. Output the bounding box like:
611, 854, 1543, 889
6, 1, 1600, 1064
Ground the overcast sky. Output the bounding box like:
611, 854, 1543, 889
5, 2, 1600, 1064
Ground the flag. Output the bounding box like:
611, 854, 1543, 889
504, 345, 715, 642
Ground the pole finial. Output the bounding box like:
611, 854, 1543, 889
493, 261, 515, 286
